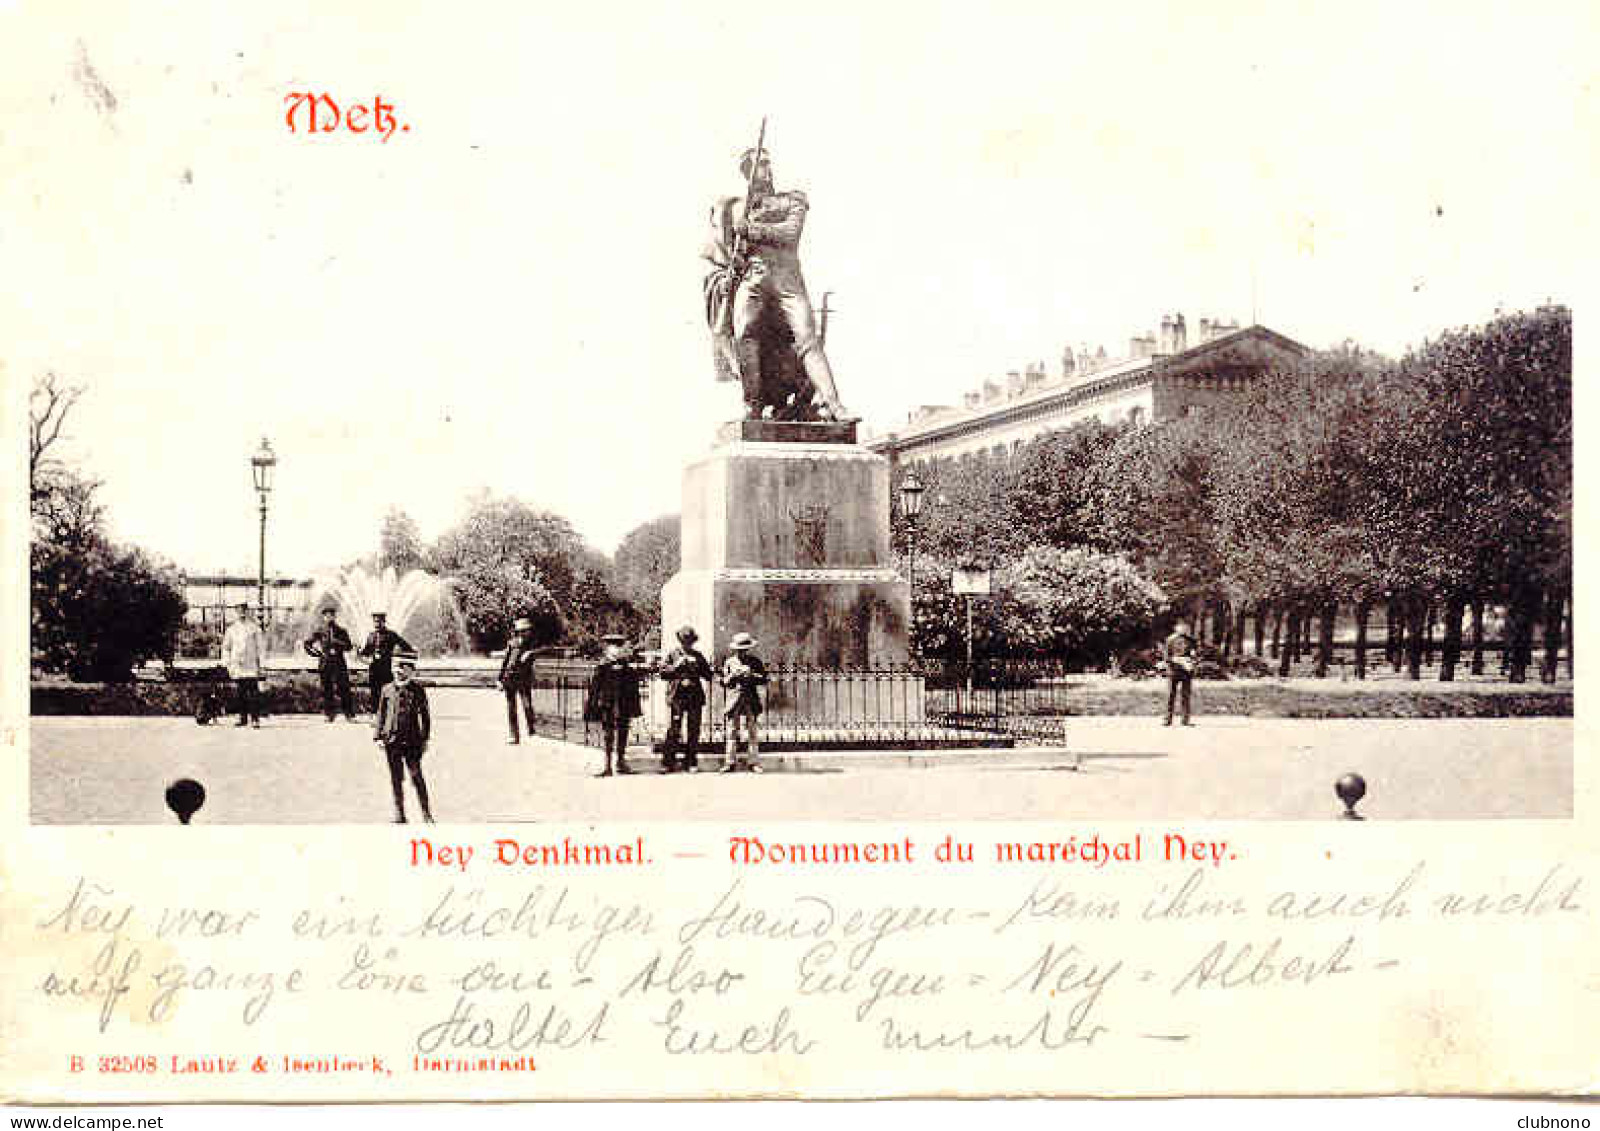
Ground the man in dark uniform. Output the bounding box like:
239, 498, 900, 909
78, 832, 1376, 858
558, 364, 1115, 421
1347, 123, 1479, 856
373, 649, 432, 823
358, 611, 413, 716
1162, 620, 1197, 727
583, 634, 642, 778
498, 615, 537, 745
303, 605, 355, 721
658, 625, 713, 773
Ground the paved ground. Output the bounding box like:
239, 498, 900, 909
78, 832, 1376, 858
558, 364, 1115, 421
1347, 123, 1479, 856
30, 688, 1572, 824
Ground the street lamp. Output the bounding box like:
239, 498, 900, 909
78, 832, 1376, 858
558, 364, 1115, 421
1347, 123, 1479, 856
250, 438, 277, 632
899, 470, 926, 658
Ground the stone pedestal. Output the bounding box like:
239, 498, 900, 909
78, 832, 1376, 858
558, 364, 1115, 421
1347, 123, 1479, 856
660, 425, 910, 669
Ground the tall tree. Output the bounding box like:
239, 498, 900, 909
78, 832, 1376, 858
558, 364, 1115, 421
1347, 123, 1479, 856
1368, 306, 1571, 681
1082, 415, 1225, 626
429, 491, 601, 649
613, 515, 681, 623
1210, 345, 1392, 676
378, 508, 427, 574
1002, 420, 1128, 550
29, 372, 84, 510
30, 375, 187, 680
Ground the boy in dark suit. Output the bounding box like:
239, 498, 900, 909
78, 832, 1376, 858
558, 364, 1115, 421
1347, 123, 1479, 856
498, 616, 537, 744
658, 625, 713, 773
584, 634, 642, 777
373, 649, 433, 823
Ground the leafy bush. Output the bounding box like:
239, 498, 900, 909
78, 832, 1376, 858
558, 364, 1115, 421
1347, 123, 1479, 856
1228, 655, 1274, 679
176, 623, 222, 659
164, 664, 230, 683
1115, 648, 1160, 678
32, 539, 188, 682
996, 546, 1167, 665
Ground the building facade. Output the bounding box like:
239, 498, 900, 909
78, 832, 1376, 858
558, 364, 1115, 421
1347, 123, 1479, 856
181, 574, 315, 628
868, 315, 1308, 467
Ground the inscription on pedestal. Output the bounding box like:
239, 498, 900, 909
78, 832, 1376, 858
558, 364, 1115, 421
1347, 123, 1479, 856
663, 434, 909, 668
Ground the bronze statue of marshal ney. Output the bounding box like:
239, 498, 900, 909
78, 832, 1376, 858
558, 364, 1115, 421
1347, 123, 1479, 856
703, 123, 852, 422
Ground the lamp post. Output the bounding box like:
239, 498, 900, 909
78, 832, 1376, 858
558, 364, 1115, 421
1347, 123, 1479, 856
899, 470, 925, 659
250, 438, 277, 632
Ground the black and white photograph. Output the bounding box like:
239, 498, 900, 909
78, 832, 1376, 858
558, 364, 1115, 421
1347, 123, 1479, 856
2, 0, 1595, 1111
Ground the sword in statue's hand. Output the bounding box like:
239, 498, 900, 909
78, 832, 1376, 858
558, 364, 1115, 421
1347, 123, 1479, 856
733, 115, 767, 265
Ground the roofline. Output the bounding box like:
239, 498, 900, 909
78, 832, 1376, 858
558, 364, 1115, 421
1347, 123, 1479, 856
869, 324, 1308, 453
181, 575, 315, 587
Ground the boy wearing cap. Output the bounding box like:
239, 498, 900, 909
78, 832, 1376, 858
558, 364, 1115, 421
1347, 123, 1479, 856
304, 606, 356, 722
658, 625, 713, 773
721, 632, 768, 772
221, 602, 266, 728
583, 635, 642, 777
498, 616, 538, 745
373, 650, 434, 823
358, 612, 413, 716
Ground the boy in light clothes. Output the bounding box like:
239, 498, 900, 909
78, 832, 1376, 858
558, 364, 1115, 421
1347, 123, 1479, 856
721, 632, 768, 773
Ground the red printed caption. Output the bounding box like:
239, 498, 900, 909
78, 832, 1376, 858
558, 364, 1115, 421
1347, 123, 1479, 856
284, 93, 409, 141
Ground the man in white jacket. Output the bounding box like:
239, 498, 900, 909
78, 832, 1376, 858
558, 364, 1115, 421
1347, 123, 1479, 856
221, 602, 267, 728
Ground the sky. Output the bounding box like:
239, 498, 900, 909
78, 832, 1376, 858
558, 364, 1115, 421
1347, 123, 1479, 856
3, 0, 1594, 578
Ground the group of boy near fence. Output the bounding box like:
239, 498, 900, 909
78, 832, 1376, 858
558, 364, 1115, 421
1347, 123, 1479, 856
217, 604, 1194, 824
499, 622, 768, 777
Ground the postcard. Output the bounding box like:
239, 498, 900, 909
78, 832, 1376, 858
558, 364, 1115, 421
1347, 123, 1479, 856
2, 0, 1595, 1107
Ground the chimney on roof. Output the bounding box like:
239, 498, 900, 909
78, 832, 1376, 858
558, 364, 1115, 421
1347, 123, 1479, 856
1061, 346, 1076, 378
963, 390, 981, 409
1007, 370, 1025, 397
1174, 312, 1187, 351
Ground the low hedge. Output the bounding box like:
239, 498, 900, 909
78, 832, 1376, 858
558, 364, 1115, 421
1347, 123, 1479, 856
33, 674, 339, 717
32, 674, 1572, 720
1019, 681, 1571, 719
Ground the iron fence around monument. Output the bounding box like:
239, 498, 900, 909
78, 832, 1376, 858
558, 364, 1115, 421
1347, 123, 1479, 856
526, 660, 1079, 751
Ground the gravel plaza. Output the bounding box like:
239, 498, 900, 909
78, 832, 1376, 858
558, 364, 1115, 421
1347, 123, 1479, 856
29, 687, 1572, 825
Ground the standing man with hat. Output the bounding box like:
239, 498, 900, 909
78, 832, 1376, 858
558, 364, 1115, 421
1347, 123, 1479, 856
373, 648, 433, 823
358, 611, 413, 717
222, 602, 267, 728
304, 605, 356, 722
583, 634, 642, 777
658, 625, 713, 773
1161, 620, 1198, 727
721, 632, 768, 772
498, 616, 538, 745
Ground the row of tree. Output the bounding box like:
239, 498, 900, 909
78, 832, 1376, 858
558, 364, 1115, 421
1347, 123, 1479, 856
30, 305, 1569, 683
890, 306, 1572, 682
